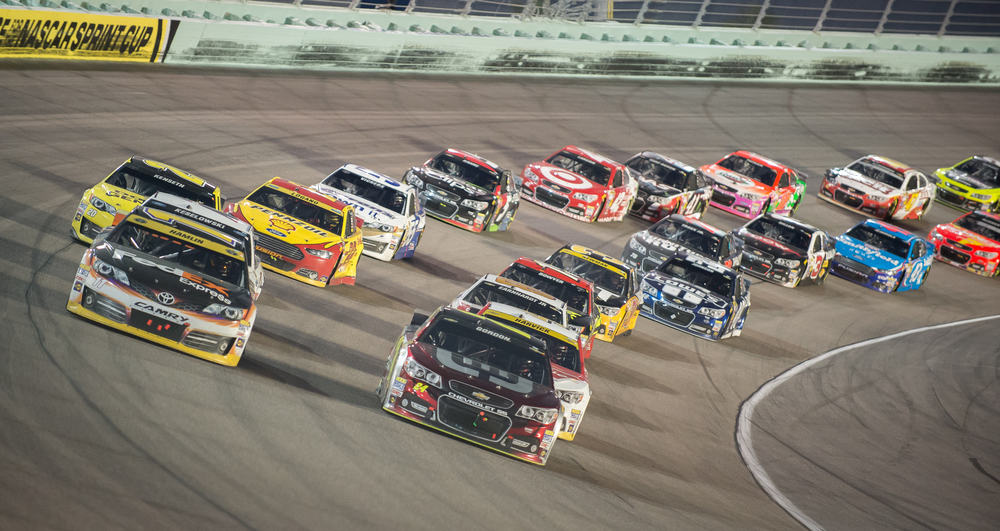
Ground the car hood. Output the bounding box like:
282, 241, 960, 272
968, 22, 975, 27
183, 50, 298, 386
644, 272, 727, 309
637, 178, 682, 196
95, 243, 253, 309
525, 162, 605, 194
936, 223, 1000, 250
832, 168, 900, 196
640, 231, 717, 262
311, 184, 406, 227
940, 170, 998, 191
835, 236, 904, 270
740, 230, 804, 259
237, 201, 343, 245
91, 182, 147, 213
552, 367, 588, 389
702, 165, 771, 194
415, 167, 494, 201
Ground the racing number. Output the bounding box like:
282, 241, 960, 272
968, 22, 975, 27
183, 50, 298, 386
413, 382, 429, 393
905, 261, 927, 287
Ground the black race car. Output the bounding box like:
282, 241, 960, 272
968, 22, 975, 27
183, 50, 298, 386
621, 214, 742, 274
733, 213, 835, 288
624, 151, 712, 222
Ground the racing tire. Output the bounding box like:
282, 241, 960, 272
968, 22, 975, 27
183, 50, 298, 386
918, 268, 930, 289
325, 255, 342, 287
761, 199, 771, 216
916, 199, 931, 220
590, 198, 606, 223
814, 265, 829, 286
885, 199, 899, 221
789, 197, 801, 216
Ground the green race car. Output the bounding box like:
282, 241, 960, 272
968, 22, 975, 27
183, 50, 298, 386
934, 156, 1000, 213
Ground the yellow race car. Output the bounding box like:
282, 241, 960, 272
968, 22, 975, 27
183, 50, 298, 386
71, 156, 222, 244
544, 244, 641, 342
225, 177, 364, 287
934, 155, 1000, 213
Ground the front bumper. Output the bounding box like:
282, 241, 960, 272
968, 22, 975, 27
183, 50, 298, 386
71, 198, 117, 244
521, 181, 601, 222
738, 251, 803, 288
828, 256, 899, 293
639, 295, 728, 341
420, 192, 490, 232
255, 238, 340, 287
931, 240, 1000, 277
819, 179, 896, 219
708, 186, 765, 219
934, 182, 997, 212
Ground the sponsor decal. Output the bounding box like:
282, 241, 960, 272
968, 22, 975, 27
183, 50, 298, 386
537, 166, 596, 190
391, 376, 406, 397
179, 273, 231, 304
72, 280, 83, 292
235, 338, 245, 349
245, 203, 330, 237
269, 218, 295, 232
475, 326, 511, 343
447, 392, 507, 416
540, 430, 555, 449
265, 228, 287, 238
151, 173, 184, 188
413, 382, 429, 394
156, 291, 176, 306
133, 301, 188, 324
85, 207, 98, 218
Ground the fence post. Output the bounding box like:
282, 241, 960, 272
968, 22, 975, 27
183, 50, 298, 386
875, 0, 895, 35
693, 0, 710, 28
634, 0, 649, 25
752, 0, 771, 30
939, 0, 958, 36
813, 0, 832, 32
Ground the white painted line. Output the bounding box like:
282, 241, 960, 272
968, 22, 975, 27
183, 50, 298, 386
735, 314, 1000, 531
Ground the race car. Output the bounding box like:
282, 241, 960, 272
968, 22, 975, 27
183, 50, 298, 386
498, 257, 598, 344
376, 306, 563, 465
520, 145, 638, 222
819, 154, 935, 221
313, 164, 425, 261
700, 150, 805, 219
225, 177, 364, 287
67, 192, 262, 366
544, 244, 641, 342
452, 274, 574, 332
933, 155, 1000, 213
734, 213, 836, 288
479, 303, 591, 441
639, 253, 750, 341
404, 148, 519, 232
624, 151, 712, 222
928, 210, 1000, 277
71, 156, 222, 244
829, 219, 934, 293
621, 214, 742, 274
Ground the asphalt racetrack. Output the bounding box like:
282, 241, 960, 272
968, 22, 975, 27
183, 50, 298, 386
1, 63, 998, 530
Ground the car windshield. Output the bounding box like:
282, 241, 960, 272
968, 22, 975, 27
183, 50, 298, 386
419, 316, 551, 386
105, 162, 216, 208
844, 225, 910, 258
546, 150, 612, 186
546, 251, 628, 299
955, 159, 1000, 187
427, 152, 501, 190
627, 157, 691, 190
494, 318, 581, 373
462, 282, 564, 324
246, 187, 344, 235
657, 258, 733, 298
718, 155, 778, 186
955, 212, 1000, 242
109, 221, 246, 288
321, 168, 407, 214
847, 160, 905, 189
500, 263, 591, 315
649, 218, 723, 258
745, 217, 812, 251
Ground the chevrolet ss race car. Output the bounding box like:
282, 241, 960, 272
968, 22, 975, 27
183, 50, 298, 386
544, 244, 641, 342
520, 145, 637, 222
377, 307, 562, 465
933, 155, 1000, 213
928, 210, 1000, 277
624, 151, 712, 222
639, 253, 750, 341
480, 303, 591, 442
452, 275, 572, 331
67, 193, 262, 366
313, 164, 425, 261
700, 150, 805, 219
405, 148, 519, 232
734, 213, 835, 288
72, 156, 222, 244
829, 219, 934, 293
226, 177, 363, 287
819, 154, 935, 221
621, 214, 742, 274
498, 257, 598, 343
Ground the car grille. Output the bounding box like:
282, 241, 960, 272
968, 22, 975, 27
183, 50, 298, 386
182, 330, 232, 353
82, 287, 127, 323
129, 309, 186, 341
258, 252, 297, 271
426, 184, 461, 202
831, 256, 873, 284
535, 187, 570, 209
131, 282, 204, 313
940, 246, 970, 264
711, 190, 735, 207
935, 188, 966, 206
424, 197, 460, 218
255, 232, 304, 260
715, 183, 737, 194
741, 252, 774, 276
653, 302, 695, 326
79, 218, 102, 239
362, 237, 388, 254
437, 395, 512, 442
449, 381, 514, 410
542, 180, 574, 194
946, 238, 973, 252
834, 190, 864, 208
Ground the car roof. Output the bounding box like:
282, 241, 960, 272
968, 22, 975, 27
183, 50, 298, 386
477, 274, 568, 309
127, 156, 217, 192
727, 150, 792, 171
433, 306, 548, 353
561, 145, 625, 169
265, 177, 350, 213
479, 303, 578, 346
858, 218, 920, 243
661, 214, 728, 236
509, 256, 593, 291
750, 213, 822, 234
861, 154, 914, 174
442, 148, 504, 173
631, 151, 696, 173
144, 192, 252, 239
667, 251, 740, 278
340, 163, 413, 192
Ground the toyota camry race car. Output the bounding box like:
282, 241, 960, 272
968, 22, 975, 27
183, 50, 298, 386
480, 303, 591, 441
622, 214, 742, 274
67, 193, 262, 366
452, 275, 573, 331
377, 307, 562, 465
405, 148, 519, 232
498, 257, 598, 344
521, 145, 637, 222
624, 151, 712, 222
829, 219, 934, 293
819, 155, 935, 221
639, 254, 750, 341
700, 151, 805, 219
226, 177, 364, 287
544, 244, 641, 342
72, 156, 222, 244
734, 214, 835, 288
928, 210, 1000, 277
933, 156, 1000, 213
313, 164, 425, 261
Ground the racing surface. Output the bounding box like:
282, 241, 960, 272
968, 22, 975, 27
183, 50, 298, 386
1, 62, 998, 529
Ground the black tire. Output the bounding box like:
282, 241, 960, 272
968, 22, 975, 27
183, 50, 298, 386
916, 199, 930, 220
885, 199, 899, 221
590, 198, 606, 222
814, 263, 829, 286
761, 199, 771, 215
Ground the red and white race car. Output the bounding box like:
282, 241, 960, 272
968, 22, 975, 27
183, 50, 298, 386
520, 145, 637, 222
819, 154, 935, 221
928, 210, 1000, 277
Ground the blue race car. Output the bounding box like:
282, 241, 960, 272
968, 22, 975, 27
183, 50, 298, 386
829, 219, 934, 293
639, 253, 751, 341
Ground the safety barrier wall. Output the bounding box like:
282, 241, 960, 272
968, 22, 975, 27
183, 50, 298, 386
2, 1, 1000, 82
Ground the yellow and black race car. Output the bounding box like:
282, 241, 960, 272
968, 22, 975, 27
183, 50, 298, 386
71, 156, 222, 244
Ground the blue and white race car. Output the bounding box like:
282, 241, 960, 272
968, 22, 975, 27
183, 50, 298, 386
313, 164, 425, 261
639, 253, 750, 341
829, 219, 934, 293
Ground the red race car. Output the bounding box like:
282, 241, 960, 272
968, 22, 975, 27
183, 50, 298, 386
928, 210, 1000, 277
520, 145, 637, 222
700, 150, 806, 219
